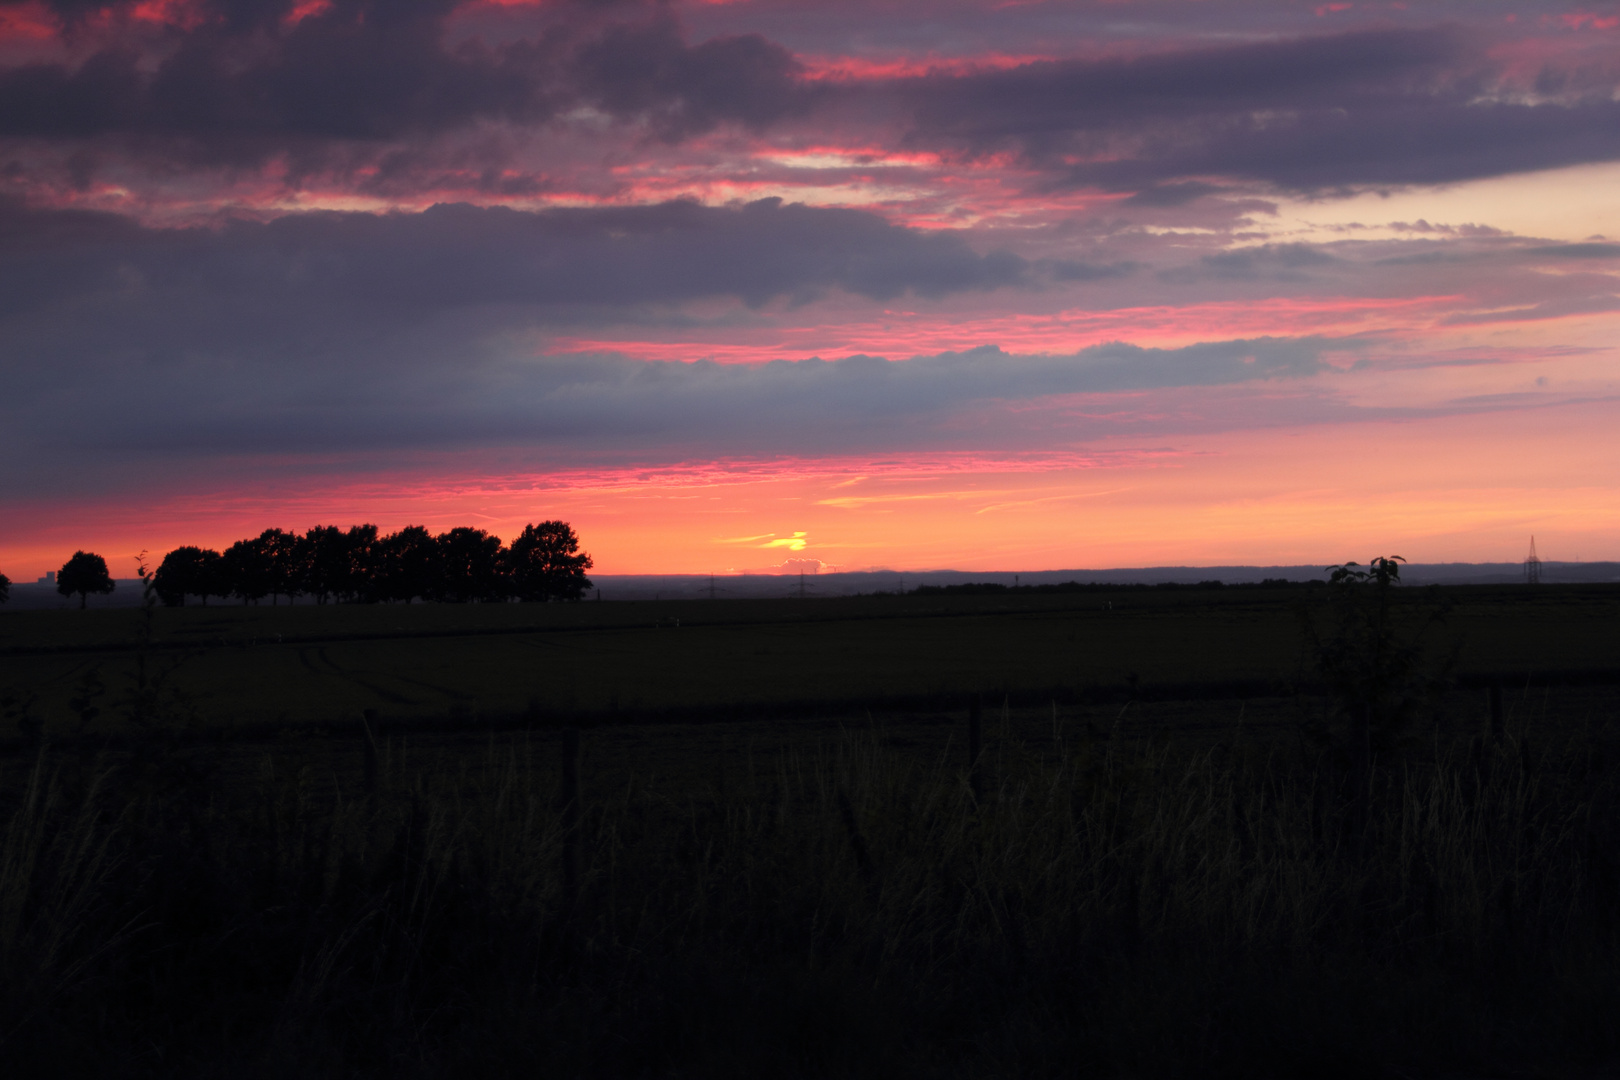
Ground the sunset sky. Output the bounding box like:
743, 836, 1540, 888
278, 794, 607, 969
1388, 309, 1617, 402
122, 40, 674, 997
2, 0, 1618, 578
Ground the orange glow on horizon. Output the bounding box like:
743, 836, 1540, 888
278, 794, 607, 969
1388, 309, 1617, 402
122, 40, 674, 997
3, 399, 1615, 581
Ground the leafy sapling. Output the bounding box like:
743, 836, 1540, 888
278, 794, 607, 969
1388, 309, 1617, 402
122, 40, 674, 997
1302, 555, 1452, 768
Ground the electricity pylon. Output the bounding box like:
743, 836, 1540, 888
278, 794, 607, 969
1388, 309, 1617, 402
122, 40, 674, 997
1524, 536, 1542, 584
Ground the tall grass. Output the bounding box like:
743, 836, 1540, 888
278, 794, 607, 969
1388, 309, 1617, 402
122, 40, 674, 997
1, 714, 1616, 1077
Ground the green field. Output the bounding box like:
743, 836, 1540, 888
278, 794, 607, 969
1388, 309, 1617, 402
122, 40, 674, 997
2, 584, 1616, 735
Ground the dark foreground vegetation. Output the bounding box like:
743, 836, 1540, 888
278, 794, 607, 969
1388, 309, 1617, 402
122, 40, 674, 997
2, 566, 1618, 1076
1, 704, 1618, 1078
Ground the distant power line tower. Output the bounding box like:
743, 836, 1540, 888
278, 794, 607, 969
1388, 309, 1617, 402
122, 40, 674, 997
703, 574, 737, 601
790, 569, 819, 600
1524, 535, 1542, 584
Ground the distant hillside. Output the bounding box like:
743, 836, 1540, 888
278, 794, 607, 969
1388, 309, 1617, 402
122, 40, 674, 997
588, 562, 1620, 600
4, 563, 1615, 609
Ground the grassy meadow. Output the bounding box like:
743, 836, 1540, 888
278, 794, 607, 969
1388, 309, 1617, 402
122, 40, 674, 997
0, 584, 1617, 1076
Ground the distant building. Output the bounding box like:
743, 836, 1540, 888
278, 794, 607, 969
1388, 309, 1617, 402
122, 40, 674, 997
37, 570, 55, 584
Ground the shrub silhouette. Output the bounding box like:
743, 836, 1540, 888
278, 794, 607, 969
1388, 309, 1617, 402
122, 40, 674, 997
0, 571, 9, 604
56, 551, 115, 609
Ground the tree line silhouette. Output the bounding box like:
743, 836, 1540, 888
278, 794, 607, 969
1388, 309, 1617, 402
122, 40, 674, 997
147, 521, 593, 606
0, 524, 592, 609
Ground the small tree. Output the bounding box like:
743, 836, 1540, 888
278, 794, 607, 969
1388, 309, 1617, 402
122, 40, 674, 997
57, 551, 115, 609
1302, 556, 1450, 777
506, 521, 594, 602
0, 571, 9, 604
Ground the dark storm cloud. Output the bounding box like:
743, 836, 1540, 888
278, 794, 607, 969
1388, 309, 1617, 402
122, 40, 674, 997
0, 0, 810, 164
895, 26, 1620, 190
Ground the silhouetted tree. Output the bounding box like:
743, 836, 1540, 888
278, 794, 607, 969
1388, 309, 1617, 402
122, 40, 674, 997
377, 525, 440, 603
196, 548, 227, 605
260, 528, 301, 604
154, 547, 198, 606
289, 531, 316, 602
0, 571, 9, 604
506, 521, 594, 602
223, 536, 273, 604
154, 546, 226, 606
125, 521, 593, 609
57, 551, 115, 609
436, 527, 506, 602
343, 524, 381, 602
300, 526, 348, 603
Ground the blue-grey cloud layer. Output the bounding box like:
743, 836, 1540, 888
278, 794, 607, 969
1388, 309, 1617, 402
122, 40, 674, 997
0, 194, 1333, 486
3, 334, 1333, 493
0, 195, 1022, 339
0, 0, 811, 167
897, 26, 1620, 190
